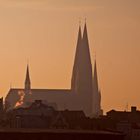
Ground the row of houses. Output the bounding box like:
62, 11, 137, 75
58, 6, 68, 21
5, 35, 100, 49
1, 97, 140, 140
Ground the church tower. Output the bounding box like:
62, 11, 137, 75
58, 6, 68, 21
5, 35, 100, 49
71, 23, 93, 116
71, 23, 93, 92
25, 65, 31, 92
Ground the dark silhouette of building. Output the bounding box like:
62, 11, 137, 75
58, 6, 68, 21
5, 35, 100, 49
0, 99, 127, 139
5, 100, 86, 129
7, 100, 55, 128
0, 98, 3, 113
0, 98, 4, 119
5, 23, 102, 117
3, 100, 118, 131
105, 106, 140, 140
51, 110, 86, 129
107, 106, 140, 123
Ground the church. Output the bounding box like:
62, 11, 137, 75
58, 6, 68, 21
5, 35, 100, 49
5, 23, 102, 117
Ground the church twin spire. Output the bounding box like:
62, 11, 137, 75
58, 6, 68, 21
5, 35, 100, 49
71, 22, 92, 91
71, 21, 101, 116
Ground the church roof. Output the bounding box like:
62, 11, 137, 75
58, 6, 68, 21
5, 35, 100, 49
7, 88, 72, 95
5, 88, 73, 109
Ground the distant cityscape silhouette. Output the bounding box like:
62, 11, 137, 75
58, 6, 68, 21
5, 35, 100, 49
5, 22, 102, 117
0, 22, 139, 140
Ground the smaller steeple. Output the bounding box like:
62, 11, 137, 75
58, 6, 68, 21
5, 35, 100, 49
93, 59, 99, 91
25, 64, 31, 91
93, 59, 101, 117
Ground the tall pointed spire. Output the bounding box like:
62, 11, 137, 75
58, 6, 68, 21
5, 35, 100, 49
25, 64, 31, 91
71, 25, 82, 90
75, 25, 82, 60
83, 21, 88, 44
92, 59, 101, 117
93, 60, 99, 91
82, 22, 92, 66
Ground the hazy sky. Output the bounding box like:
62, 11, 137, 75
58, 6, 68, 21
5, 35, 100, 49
0, 0, 140, 113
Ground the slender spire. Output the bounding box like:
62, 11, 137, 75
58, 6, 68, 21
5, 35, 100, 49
93, 59, 102, 117
25, 64, 31, 90
71, 25, 82, 90
98, 89, 101, 105
83, 22, 88, 45
82, 22, 92, 67
77, 25, 82, 47
93, 59, 99, 91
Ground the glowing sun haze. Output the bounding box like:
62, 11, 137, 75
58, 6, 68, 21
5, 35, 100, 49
0, 0, 140, 113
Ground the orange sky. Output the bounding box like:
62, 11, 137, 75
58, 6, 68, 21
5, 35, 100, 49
0, 0, 140, 113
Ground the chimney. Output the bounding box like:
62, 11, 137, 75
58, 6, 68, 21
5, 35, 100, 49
35, 100, 42, 105
131, 106, 137, 113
